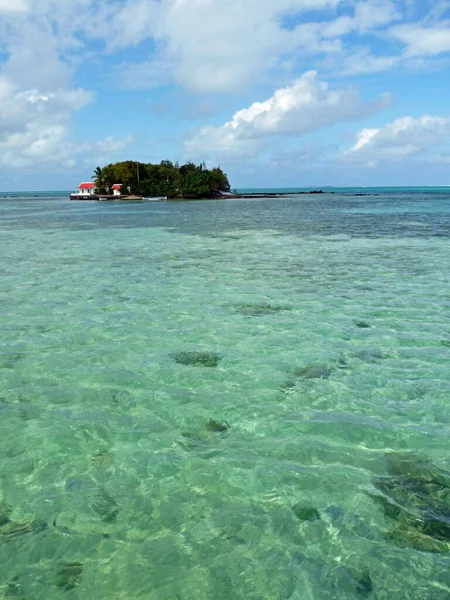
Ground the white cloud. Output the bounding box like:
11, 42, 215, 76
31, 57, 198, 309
0, 120, 133, 169
345, 115, 450, 163
0, 0, 437, 97
1, 0, 449, 180
0, 0, 27, 11
110, 0, 403, 92
320, 0, 401, 36
0, 81, 96, 168
0, 0, 136, 170
389, 23, 450, 56
320, 47, 399, 76
185, 71, 389, 157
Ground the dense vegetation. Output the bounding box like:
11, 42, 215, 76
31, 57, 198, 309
92, 161, 231, 199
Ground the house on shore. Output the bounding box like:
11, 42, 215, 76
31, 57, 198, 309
111, 183, 122, 196
70, 181, 143, 200
76, 182, 96, 196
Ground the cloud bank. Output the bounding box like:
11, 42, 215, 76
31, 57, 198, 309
185, 72, 390, 157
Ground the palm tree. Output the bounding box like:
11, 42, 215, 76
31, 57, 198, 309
92, 166, 105, 192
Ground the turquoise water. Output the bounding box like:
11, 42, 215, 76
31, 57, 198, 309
1, 190, 450, 599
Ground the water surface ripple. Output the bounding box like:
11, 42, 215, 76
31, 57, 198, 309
1, 191, 450, 599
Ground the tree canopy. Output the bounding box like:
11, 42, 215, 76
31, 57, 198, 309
91, 166, 107, 194
95, 160, 231, 199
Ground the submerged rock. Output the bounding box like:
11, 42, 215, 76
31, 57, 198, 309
332, 566, 373, 598
386, 453, 450, 488
55, 562, 83, 591
354, 569, 373, 597
91, 449, 114, 467
292, 504, 321, 522
205, 419, 230, 433
0, 501, 12, 526
355, 321, 371, 329
92, 489, 119, 523
0, 518, 47, 537
353, 350, 387, 362
5, 576, 24, 598
234, 303, 290, 316
109, 389, 134, 406
171, 351, 221, 367
386, 525, 450, 553
293, 364, 333, 380
370, 453, 450, 552
179, 431, 209, 451
0, 352, 25, 369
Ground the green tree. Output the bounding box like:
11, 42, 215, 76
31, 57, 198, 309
92, 166, 107, 193
93, 160, 232, 199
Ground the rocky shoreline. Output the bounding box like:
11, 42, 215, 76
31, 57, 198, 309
69, 189, 374, 202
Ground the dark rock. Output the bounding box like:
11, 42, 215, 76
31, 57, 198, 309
331, 565, 373, 598
0, 501, 12, 527
367, 490, 402, 521
370, 453, 450, 552
355, 321, 371, 329
386, 453, 450, 489
205, 419, 230, 433
92, 489, 119, 523
292, 504, 320, 521
55, 562, 83, 591
354, 569, 373, 597
293, 364, 333, 380
91, 449, 113, 467
171, 351, 221, 367
280, 379, 297, 391
0, 352, 25, 369
234, 303, 290, 316
109, 389, 134, 405
5, 576, 23, 598
0, 518, 47, 537
386, 525, 450, 553
353, 350, 387, 362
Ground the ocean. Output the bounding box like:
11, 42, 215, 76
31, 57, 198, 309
1, 188, 450, 599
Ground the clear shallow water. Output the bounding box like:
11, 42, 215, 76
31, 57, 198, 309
1, 191, 450, 599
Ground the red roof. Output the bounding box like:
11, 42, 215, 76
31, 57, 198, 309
111, 184, 122, 190
79, 182, 95, 189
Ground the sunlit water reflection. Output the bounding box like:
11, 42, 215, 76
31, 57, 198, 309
1, 191, 450, 599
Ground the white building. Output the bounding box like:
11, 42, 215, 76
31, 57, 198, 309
76, 182, 96, 196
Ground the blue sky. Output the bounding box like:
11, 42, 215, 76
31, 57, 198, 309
0, 0, 450, 190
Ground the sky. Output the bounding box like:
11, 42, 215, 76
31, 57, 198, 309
0, 0, 450, 190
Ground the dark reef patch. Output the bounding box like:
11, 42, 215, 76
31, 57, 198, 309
0, 501, 12, 527
352, 350, 388, 362
0, 518, 47, 537
91, 449, 114, 467
369, 453, 450, 552
4, 576, 24, 598
171, 351, 221, 367
0, 352, 25, 369
293, 364, 333, 380
234, 303, 291, 316
55, 562, 84, 591
92, 489, 119, 523
205, 419, 230, 433
292, 504, 321, 522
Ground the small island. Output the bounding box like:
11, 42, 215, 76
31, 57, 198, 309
71, 160, 232, 201
70, 160, 332, 201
